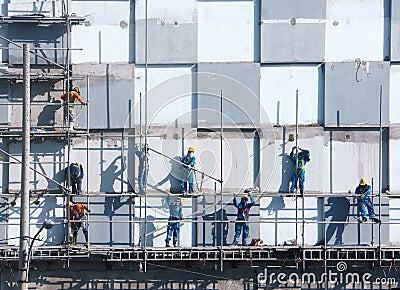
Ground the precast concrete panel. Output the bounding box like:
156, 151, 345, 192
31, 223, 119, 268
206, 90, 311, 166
0, 197, 7, 244
261, 0, 326, 20
392, 0, 400, 60
198, 1, 254, 62
7, 1, 63, 17
198, 194, 259, 247
8, 197, 65, 246
324, 62, 389, 126
80, 196, 134, 246
325, 0, 385, 62
71, 138, 130, 193
0, 94, 8, 126
197, 63, 260, 127
0, 141, 8, 193
390, 199, 400, 245
134, 195, 194, 247
261, 23, 325, 63
135, 0, 197, 64
263, 129, 325, 194
72, 64, 135, 129
71, 1, 131, 63
260, 197, 318, 246
134, 66, 193, 126
260, 65, 323, 126
147, 137, 254, 193
8, 140, 66, 191
8, 24, 66, 65
389, 134, 400, 193
390, 66, 400, 124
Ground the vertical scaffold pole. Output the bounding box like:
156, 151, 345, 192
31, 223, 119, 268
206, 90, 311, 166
295, 90, 299, 245
378, 85, 383, 265
220, 90, 223, 272
19, 43, 30, 290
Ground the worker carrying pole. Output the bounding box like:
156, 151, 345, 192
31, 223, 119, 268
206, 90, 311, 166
61, 86, 86, 131
355, 178, 381, 223
180, 146, 196, 196
289, 146, 310, 195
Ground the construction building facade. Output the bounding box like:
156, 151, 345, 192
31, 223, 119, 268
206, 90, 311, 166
0, 0, 400, 289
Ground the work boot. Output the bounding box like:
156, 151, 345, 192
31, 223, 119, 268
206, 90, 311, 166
359, 217, 367, 223
72, 236, 77, 245
165, 242, 170, 247
371, 217, 381, 224
173, 242, 177, 247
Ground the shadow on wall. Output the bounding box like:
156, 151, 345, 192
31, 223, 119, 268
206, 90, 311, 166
100, 156, 126, 193
278, 152, 294, 193
37, 100, 62, 128
136, 215, 156, 247
157, 156, 183, 194
316, 197, 350, 246
202, 209, 229, 246
35, 196, 63, 245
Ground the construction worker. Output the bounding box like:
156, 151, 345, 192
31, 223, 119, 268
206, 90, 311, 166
355, 178, 381, 223
135, 144, 149, 193
289, 146, 310, 195
232, 192, 256, 246
165, 195, 183, 247
181, 146, 196, 196
69, 200, 91, 246
61, 86, 86, 131
69, 162, 84, 195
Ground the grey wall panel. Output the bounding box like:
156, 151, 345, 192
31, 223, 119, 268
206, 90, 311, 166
74, 63, 135, 130
261, 0, 326, 20
78, 196, 133, 246
8, 24, 66, 65
198, 195, 259, 247
261, 23, 325, 62
135, 19, 197, 64
0, 81, 8, 125
0, 197, 7, 244
392, 0, 400, 60
325, 62, 390, 126
197, 63, 260, 126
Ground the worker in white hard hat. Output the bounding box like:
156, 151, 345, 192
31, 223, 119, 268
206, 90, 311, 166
180, 146, 196, 196
355, 178, 380, 223
61, 86, 86, 131
165, 195, 183, 247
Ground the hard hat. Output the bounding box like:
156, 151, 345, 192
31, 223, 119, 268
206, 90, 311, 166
73, 86, 80, 94
178, 198, 183, 205
359, 178, 367, 186
188, 146, 196, 153
241, 195, 249, 200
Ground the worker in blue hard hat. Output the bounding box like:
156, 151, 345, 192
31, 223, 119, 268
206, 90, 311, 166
232, 192, 256, 246
355, 178, 380, 223
289, 146, 310, 195
180, 146, 196, 196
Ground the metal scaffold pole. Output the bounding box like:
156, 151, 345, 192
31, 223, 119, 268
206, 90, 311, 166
295, 90, 299, 246
143, 0, 148, 273
19, 43, 30, 290
378, 85, 383, 265
219, 90, 223, 272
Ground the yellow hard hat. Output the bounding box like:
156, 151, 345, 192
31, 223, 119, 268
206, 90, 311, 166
241, 195, 249, 200
359, 178, 367, 186
178, 198, 183, 205
73, 86, 80, 94
188, 146, 196, 153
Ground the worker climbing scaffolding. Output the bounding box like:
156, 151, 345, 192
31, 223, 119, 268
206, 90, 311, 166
289, 146, 310, 195
355, 178, 381, 224
232, 191, 256, 246
60, 86, 86, 131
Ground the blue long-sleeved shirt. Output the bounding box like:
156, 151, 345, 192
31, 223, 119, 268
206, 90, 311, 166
181, 154, 196, 168
355, 185, 372, 202
167, 196, 183, 220
233, 195, 256, 220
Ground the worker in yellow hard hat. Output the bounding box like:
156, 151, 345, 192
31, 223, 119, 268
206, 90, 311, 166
180, 146, 196, 196
61, 86, 86, 131
355, 178, 380, 223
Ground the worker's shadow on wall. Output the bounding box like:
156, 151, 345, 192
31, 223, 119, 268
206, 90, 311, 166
202, 209, 229, 246
136, 215, 156, 247
37, 100, 62, 128
35, 196, 62, 245
101, 156, 126, 215
278, 152, 294, 193
315, 197, 350, 246
157, 156, 183, 194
